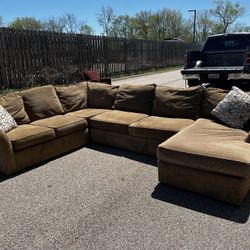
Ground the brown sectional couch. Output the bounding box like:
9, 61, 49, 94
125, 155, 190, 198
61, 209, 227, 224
0, 82, 250, 205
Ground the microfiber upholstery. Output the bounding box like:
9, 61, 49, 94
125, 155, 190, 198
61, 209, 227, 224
21, 85, 64, 121
114, 84, 156, 114
0, 93, 30, 124
129, 116, 194, 141
158, 118, 250, 178
67, 108, 111, 120
7, 124, 55, 151
152, 85, 203, 119
89, 110, 148, 134
202, 87, 229, 119
31, 115, 87, 137
87, 82, 118, 109
54, 82, 87, 112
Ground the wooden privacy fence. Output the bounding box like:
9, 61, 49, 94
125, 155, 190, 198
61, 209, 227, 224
0, 27, 201, 89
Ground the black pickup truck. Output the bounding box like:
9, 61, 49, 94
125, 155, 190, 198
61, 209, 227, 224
181, 33, 250, 89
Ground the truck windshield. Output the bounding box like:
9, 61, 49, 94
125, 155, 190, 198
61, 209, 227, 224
203, 35, 250, 52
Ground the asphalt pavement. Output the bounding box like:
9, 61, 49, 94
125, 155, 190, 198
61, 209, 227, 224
113, 68, 186, 88
0, 144, 250, 249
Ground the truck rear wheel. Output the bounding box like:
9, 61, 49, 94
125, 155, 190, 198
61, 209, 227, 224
187, 80, 201, 87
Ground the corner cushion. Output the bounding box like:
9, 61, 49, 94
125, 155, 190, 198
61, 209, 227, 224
66, 108, 111, 120
54, 82, 87, 113
89, 110, 148, 134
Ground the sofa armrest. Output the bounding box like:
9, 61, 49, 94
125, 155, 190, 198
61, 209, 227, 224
245, 132, 250, 143
0, 129, 15, 175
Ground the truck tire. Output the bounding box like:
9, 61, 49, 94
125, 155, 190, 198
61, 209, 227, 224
187, 80, 201, 87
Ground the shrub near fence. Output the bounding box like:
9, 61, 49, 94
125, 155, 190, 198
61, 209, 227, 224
0, 27, 201, 90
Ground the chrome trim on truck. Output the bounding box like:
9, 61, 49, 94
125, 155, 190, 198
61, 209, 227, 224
228, 73, 250, 80
182, 74, 200, 80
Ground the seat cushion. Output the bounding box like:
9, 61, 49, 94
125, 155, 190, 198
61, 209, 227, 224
129, 116, 194, 141
7, 125, 55, 151
0, 93, 30, 124
152, 85, 203, 119
54, 82, 87, 112
87, 82, 118, 109
89, 110, 148, 134
67, 108, 111, 119
31, 115, 87, 137
114, 84, 156, 114
21, 85, 65, 121
158, 118, 250, 178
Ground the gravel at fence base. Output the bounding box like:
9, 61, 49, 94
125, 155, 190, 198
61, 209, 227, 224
0, 144, 250, 250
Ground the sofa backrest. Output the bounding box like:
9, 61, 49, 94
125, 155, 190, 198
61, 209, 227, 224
113, 84, 156, 114
21, 85, 65, 121
0, 93, 30, 125
87, 82, 118, 109
152, 85, 203, 119
201, 87, 229, 119
54, 82, 87, 113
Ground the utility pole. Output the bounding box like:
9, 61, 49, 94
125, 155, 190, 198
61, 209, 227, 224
188, 9, 196, 43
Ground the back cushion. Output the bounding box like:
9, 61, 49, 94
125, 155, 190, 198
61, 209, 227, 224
0, 93, 30, 124
55, 82, 87, 113
152, 85, 203, 119
87, 82, 118, 109
21, 85, 65, 121
114, 84, 156, 114
202, 87, 229, 119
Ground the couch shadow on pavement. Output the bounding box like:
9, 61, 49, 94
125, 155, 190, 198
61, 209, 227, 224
86, 144, 157, 167
152, 183, 250, 224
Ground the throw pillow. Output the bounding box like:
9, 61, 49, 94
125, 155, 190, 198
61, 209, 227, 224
211, 86, 250, 129
0, 105, 18, 132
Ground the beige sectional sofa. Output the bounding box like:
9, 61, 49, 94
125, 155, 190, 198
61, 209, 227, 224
0, 82, 250, 205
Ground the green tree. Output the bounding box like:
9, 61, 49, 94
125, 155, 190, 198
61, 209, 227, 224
80, 24, 95, 35
133, 11, 151, 39
196, 10, 214, 42
8, 17, 43, 30
161, 8, 183, 39
110, 15, 136, 38
97, 6, 115, 36
211, 0, 246, 33
148, 12, 165, 40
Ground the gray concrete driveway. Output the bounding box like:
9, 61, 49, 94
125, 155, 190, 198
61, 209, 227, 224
113, 68, 186, 88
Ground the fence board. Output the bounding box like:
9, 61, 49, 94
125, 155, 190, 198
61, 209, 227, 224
0, 27, 201, 90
